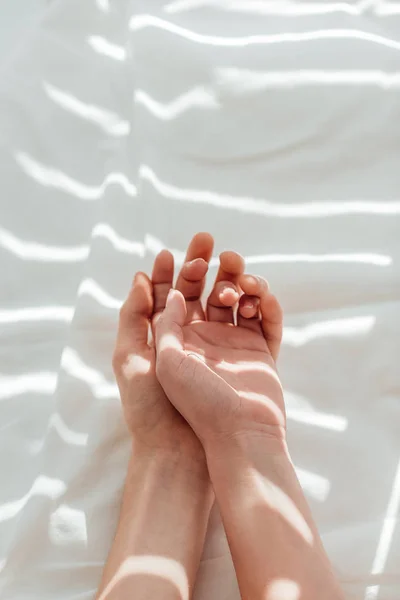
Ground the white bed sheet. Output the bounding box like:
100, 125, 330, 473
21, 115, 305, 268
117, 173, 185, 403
0, 1, 399, 599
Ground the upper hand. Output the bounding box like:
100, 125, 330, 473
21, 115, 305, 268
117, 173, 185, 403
154, 241, 285, 455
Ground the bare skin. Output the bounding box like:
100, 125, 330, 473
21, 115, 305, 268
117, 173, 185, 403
97, 231, 344, 600
154, 241, 345, 600
97, 233, 257, 600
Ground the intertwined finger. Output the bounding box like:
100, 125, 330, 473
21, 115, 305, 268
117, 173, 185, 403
206, 250, 245, 323
151, 249, 174, 330
175, 232, 214, 323
237, 274, 283, 361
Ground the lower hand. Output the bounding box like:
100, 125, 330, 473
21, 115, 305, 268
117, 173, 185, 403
112, 233, 214, 463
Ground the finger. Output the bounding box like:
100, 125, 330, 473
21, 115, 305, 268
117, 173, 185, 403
175, 232, 214, 292
259, 292, 283, 362
207, 250, 245, 323
175, 232, 214, 322
117, 272, 153, 350
238, 295, 260, 320
238, 274, 283, 361
214, 281, 241, 307
237, 293, 262, 333
155, 289, 186, 374
151, 249, 174, 328
179, 257, 209, 283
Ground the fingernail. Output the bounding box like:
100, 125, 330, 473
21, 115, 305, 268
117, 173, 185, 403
186, 258, 204, 269
166, 289, 174, 305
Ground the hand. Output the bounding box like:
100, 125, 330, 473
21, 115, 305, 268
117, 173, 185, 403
112, 233, 214, 462
154, 250, 285, 455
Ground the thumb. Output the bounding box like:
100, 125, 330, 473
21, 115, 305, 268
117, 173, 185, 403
117, 272, 153, 349
155, 289, 186, 358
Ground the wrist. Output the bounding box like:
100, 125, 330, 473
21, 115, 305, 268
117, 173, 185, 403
204, 428, 289, 472
130, 440, 211, 489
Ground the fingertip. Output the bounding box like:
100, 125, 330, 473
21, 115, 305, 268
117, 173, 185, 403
194, 231, 214, 247
239, 274, 269, 296
181, 257, 209, 281
238, 294, 259, 319
166, 288, 187, 320
218, 286, 240, 306
219, 250, 245, 275
157, 248, 174, 261
239, 306, 255, 319
152, 249, 174, 282
186, 232, 215, 262
130, 272, 153, 313
134, 271, 150, 286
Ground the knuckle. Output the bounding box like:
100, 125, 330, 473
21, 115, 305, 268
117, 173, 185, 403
112, 346, 126, 373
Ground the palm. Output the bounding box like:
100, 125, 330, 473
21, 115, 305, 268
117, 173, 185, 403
175, 321, 285, 440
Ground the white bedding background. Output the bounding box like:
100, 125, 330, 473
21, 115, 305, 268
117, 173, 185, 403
0, 1, 399, 599
0, 0, 46, 60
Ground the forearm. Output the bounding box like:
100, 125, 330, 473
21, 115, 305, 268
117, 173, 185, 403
96, 444, 213, 600
207, 435, 344, 600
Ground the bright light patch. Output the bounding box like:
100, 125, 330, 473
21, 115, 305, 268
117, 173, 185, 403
135, 86, 218, 120
237, 391, 285, 426
96, 0, 110, 12
164, 0, 205, 12
0, 225, 89, 262
78, 278, 122, 310
97, 556, 189, 600
129, 15, 400, 51
0, 476, 66, 523
283, 315, 376, 346
244, 253, 391, 266
216, 359, 273, 373
217, 67, 400, 90
49, 504, 87, 545
267, 578, 300, 600
0, 372, 57, 400
165, 0, 400, 17
139, 163, 400, 218
43, 82, 130, 136
158, 332, 183, 354
377, 2, 400, 15
62, 347, 118, 399
254, 472, 314, 544
88, 36, 127, 61
295, 467, 331, 502
285, 391, 348, 431
286, 408, 348, 432
15, 152, 137, 200
365, 457, 400, 600
123, 354, 152, 378
92, 223, 144, 255
103, 172, 137, 197
49, 413, 89, 446
15, 152, 103, 200
0, 306, 73, 324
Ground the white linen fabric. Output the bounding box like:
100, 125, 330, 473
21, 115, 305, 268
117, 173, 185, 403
0, 1, 399, 599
